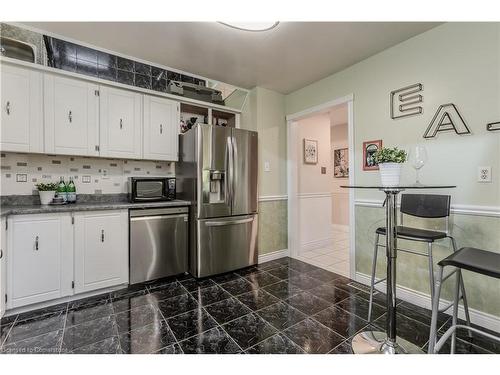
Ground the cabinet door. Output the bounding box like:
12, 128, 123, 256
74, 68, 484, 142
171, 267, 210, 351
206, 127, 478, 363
143, 95, 179, 161
100, 86, 142, 159
0, 64, 43, 153
7, 214, 73, 309
74, 210, 128, 293
0, 217, 6, 318
44, 74, 99, 156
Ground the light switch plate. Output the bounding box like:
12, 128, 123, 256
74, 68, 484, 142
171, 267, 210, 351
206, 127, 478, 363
264, 161, 271, 172
477, 166, 492, 183
82, 175, 91, 183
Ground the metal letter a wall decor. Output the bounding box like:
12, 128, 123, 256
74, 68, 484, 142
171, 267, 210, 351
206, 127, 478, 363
390, 83, 424, 119
423, 103, 471, 139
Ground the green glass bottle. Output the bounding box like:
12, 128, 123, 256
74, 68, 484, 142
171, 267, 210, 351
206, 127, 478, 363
57, 176, 67, 202
66, 177, 76, 203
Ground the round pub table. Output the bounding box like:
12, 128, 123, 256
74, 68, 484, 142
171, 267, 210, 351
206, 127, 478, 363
341, 184, 456, 354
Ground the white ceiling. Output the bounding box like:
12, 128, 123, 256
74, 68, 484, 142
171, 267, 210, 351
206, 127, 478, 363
25, 22, 440, 94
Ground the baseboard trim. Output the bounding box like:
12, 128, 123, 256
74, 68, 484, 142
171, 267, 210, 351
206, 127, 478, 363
332, 224, 349, 233
258, 249, 289, 263
355, 272, 500, 334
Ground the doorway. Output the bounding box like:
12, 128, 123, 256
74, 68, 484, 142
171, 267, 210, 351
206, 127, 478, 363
286, 95, 355, 278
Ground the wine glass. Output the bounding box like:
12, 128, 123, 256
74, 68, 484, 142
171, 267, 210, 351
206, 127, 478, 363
409, 145, 428, 186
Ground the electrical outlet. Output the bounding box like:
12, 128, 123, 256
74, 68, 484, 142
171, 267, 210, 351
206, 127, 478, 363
477, 166, 492, 183
264, 161, 271, 172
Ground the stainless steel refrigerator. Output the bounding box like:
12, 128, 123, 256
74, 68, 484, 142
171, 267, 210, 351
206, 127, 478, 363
177, 124, 258, 278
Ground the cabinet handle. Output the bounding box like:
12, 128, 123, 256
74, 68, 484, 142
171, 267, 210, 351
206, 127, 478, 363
68, 110, 73, 123
120, 119, 123, 129
5, 101, 11, 115
35, 236, 39, 251
101, 230, 105, 242
160, 124, 163, 134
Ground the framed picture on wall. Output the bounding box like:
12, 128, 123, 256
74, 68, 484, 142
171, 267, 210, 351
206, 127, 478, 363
303, 139, 318, 164
363, 139, 383, 170
333, 148, 349, 178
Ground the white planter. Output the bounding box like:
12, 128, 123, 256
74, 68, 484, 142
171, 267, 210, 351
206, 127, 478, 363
39, 191, 56, 205
379, 163, 402, 187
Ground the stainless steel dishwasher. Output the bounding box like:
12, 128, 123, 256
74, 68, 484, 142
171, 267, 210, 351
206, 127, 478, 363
129, 207, 188, 284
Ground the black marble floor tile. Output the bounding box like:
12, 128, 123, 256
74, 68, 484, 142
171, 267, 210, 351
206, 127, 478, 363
256, 302, 307, 330
329, 340, 354, 354
246, 333, 305, 354
244, 271, 281, 288
438, 321, 500, 354
313, 306, 368, 339
1, 329, 63, 354
211, 272, 242, 284
263, 280, 303, 300
285, 291, 331, 315
236, 289, 280, 311
115, 303, 163, 333
66, 302, 113, 327
335, 294, 386, 321
204, 297, 252, 325
307, 268, 343, 282
179, 327, 241, 354
272, 257, 292, 266
288, 274, 324, 290
308, 284, 351, 305
156, 293, 199, 318
147, 281, 188, 302
6, 311, 66, 344
256, 260, 283, 271
223, 312, 277, 349
288, 259, 320, 273
372, 313, 431, 348
167, 308, 217, 341
15, 302, 68, 322
112, 292, 156, 314
190, 285, 231, 306
119, 320, 176, 354
71, 336, 121, 354
145, 276, 179, 291
180, 278, 216, 292
424, 335, 494, 354
284, 318, 344, 354
0, 314, 18, 326
0, 322, 13, 346
235, 266, 260, 277
70, 292, 110, 308
110, 285, 147, 300
155, 343, 184, 354
220, 277, 257, 296
62, 315, 117, 352
397, 301, 449, 328
266, 266, 301, 280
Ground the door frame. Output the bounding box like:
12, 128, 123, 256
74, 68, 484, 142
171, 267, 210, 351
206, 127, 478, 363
286, 94, 356, 279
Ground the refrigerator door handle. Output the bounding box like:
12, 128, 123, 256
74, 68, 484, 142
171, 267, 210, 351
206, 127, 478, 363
226, 135, 234, 207
231, 135, 237, 208
205, 217, 254, 227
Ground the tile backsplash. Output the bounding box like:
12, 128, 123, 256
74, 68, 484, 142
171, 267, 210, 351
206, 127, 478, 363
0, 153, 174, 196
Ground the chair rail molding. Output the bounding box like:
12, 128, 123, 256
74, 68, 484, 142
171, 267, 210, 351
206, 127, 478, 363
258, 194, 288, 202
355, 199, 500, 218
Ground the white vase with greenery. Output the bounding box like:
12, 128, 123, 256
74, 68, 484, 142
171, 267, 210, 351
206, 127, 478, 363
36, 182, 58, 205
373, 147, 407, 186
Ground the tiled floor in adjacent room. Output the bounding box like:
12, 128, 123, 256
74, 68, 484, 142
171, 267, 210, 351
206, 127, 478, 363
298, 229, 351, 277
1, 257, 497, 354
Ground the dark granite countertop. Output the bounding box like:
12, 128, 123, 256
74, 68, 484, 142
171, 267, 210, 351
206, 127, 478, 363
0, 194, 191, 218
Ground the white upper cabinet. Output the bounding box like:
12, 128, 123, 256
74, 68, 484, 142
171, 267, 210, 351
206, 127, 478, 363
0, 64, 43, 153
7, 213, 73, 309
100, 86, 142, 159
44, 74, 100, 156
143, 95, 180, 161
73, 210, 128, 293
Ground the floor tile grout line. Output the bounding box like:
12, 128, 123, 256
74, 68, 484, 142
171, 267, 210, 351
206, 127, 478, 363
0, 314, 18, 349
198, 304, 245, 353
57, 304, 69, 354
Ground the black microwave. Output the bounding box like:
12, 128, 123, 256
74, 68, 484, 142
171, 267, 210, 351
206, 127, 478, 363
128, 177, 176, 202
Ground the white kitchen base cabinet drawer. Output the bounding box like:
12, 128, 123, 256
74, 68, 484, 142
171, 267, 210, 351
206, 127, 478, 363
143, 95, 179, 161
0, 64, 43, 153
74, 210, 128, 294
7, 214, 73, 309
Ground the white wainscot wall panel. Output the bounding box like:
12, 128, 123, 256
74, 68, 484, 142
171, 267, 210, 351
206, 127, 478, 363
299, 193, 333, 251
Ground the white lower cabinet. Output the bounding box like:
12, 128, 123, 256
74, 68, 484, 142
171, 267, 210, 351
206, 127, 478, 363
74, 210, 129, 294
0, 217, 6, 318
7, 213, 73, 309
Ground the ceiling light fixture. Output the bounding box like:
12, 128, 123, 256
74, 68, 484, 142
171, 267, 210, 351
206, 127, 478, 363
218, 22, 279, 32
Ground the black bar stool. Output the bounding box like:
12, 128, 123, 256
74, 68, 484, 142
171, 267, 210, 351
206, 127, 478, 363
368, 194, 471, 325
428, 247, 500, 353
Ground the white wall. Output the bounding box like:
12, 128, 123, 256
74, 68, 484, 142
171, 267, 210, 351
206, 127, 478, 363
331, 122, 349, 227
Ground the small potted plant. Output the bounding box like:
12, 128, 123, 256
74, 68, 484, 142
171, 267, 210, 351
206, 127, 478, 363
35, 182, 58, 205
373, 147, 407, 186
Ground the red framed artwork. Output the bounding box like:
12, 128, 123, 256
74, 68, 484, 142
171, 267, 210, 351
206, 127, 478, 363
363, 140, 382, 171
